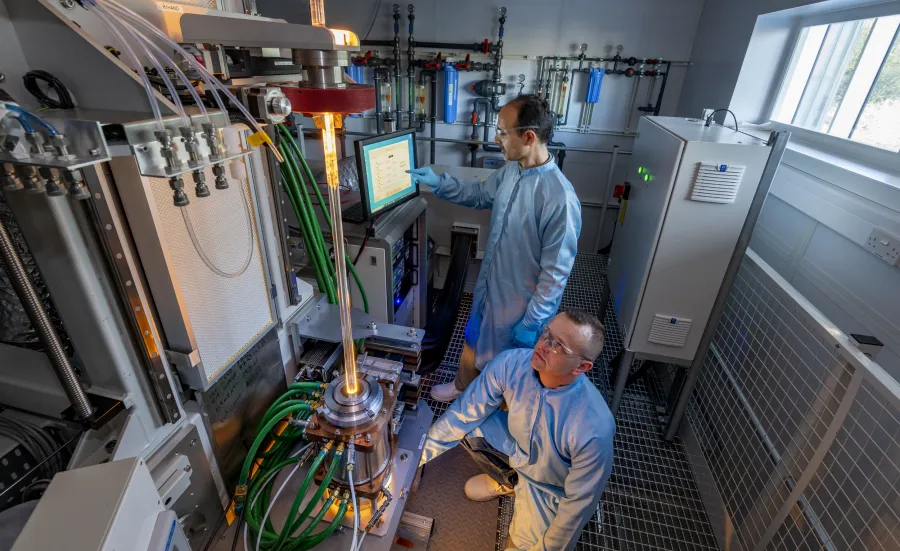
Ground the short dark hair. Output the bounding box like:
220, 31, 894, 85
562, 308, 606, 359
508, 94, 554, 144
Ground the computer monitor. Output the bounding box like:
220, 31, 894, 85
354, 129, 419, 220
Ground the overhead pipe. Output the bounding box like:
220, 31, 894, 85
0, 214, 93, 420
302, 128, 630, 155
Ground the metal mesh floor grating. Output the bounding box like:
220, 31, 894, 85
420, 253, 719, 550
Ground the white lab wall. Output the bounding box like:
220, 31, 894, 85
680, 0, 900, 381
258, 0, 704, 259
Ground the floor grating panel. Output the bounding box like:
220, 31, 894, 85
420, 253, 719, 551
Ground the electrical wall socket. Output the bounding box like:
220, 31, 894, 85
865, 228, 900, 266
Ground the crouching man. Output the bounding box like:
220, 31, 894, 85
420, 309, 615, 551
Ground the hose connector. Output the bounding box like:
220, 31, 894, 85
233, 484, 249, 507
346, 442, 356, 471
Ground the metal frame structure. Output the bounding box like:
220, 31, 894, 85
687, 249, 900, 551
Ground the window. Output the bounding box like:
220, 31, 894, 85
773, 15, 900, 152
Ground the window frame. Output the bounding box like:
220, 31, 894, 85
766, 2, 900, 171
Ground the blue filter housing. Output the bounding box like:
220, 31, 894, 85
443, 62, 459, 123
345, 66, 366, 116
586, 68, 604, 103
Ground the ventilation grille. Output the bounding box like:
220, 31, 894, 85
648, 314, 692, 347
690, 163, 745, 203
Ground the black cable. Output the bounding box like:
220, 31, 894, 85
362, 0, 384, 40
230, 507, 245, 551
705, 108, 739, 133
201, 492, 236, 551
353, 224, 374, 265
23, 70, 75, 109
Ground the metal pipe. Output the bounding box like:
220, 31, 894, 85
0, 214, 93, 419
301, 128, 628, 154
407, 5, 416, 129
594, 145, 619, 252
624, 76, 641, 131
610, 350, 635, 414
419, 69, 438, 163
558, 69, 580, 126
653, 61, 671, 116
373, 69, 387, 134
539, 56, 690, 65
406, 40, 484, 50
664, 131, 790, 441
392, 5, 403, 126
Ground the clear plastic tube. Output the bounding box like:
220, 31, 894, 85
89, 4, 164, 131
104, 0, 284, 162
180, 180, 254, 279
114, 13, 209, 122
349, 466, 359, 551
111, 6, 189, 127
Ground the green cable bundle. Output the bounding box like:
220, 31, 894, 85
277, 124, 369, 314
235, 382, 350, 551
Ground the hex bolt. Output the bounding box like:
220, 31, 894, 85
17, 166, 44, 194
51, 134, 75, 161
39, 167, 66, 197
63, 170, 91, 200
192, 170, 210, 198
25, 132, 48, 157
202, 123, 222, 161
1, 164, 22, 191
179, 127, 203, 168
155, 130, 182, 173
364, 433, 372, 443
212, 163, 229, 190
168, 176, 190, 207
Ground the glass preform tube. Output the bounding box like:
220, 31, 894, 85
321, 114, 358, 395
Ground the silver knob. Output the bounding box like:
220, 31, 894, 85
269, 96, 292, 118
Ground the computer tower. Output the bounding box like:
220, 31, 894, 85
343, 198, 427, 328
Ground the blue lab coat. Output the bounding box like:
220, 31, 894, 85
422, 349, 615, 551
432, 159, 581, 369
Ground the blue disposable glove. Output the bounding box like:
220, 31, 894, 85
406, 167, 441, 190
512, 322, 538, 348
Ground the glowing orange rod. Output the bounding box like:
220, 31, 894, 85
320, 114, 359, 395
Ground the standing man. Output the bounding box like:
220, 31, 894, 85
420, 309, 615, 550
409, 94, 581, 402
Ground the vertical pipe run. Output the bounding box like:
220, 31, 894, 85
373, 69, 385, 134
595, 145, 619, 252
321, 114, 358, 395
624, 77, 641, 131
0, 215, 93, 419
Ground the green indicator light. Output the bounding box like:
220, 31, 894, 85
637, 166, 644, 174
644, 174, 651, 182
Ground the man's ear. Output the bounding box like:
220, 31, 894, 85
574, 360, 593, 375
524, 129, 537, 146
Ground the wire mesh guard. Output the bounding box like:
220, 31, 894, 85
687, 250, 900, 550
148, 164, 274, 386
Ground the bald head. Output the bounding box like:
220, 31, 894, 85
561, 309, 605, 360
